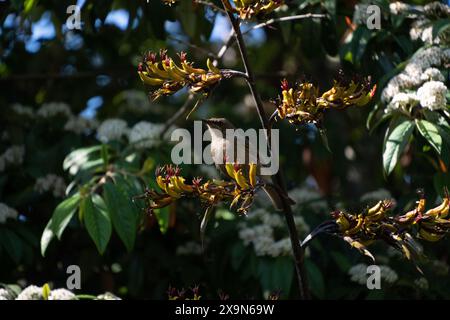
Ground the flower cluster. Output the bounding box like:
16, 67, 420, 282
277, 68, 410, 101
273, 72, 375, 126
2, 284, 121, 300
382, 46, 449, 112
225, 0, 284, 19
308, 189, 450, 266
0, 288, 15, 300
96, 118, 174, 149
97, 119, 129, 143
238, 207, 310, 257
348, 263, 398, 285
141, 163, 261, 215
0, 145, 25, 172
176, 241, 203, 256
408, 2, 450, 45
11, 102, 98, 134
34, 174, 67, 198
138, 50, 222, 100
0, 202, 18, 224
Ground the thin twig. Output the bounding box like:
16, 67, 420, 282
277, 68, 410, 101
216, 28, 236, 62
215, 13, 327, 64
168, 36, 218, 59
160, 94, 195, 139
244, 13, 328, 35
220, 1, 310, 300
194, 0, 226, 13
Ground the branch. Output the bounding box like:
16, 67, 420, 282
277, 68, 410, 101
244, 13, 328, 35
220, 1, 310, 300
215, 13, 327, 64
168, 36, 218, 59
194, 0, 226, 13
159, 94, 195, 139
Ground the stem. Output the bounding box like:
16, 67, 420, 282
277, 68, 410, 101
221, 2, 310, 299
215, 13, 327, 65
160, 94, 195, 139
246, 13, 328, 34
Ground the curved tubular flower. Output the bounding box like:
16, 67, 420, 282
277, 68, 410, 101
138, 50, 222, 100
303, 188, 450, 271
273, 71, 376, 126
226, 0, 284, 19
140, 163, 261, 216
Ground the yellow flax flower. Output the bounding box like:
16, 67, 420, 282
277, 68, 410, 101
138, 50, 222, 100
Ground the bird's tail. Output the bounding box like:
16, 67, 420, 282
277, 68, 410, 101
262, 183, 296, 211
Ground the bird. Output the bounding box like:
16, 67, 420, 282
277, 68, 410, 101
203, 117, 294, 211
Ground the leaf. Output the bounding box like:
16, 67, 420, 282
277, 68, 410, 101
49, 193, 81, 239
40, 220, 55, 257
432, 18, 450, 39
382, 120, 414, 175
41, 193, 80, 256
63, 145, 102, 174
415, 119, 442, 155
81, 195, 112, 255
103, 179, 139, 252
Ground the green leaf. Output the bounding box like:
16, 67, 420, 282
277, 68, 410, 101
432, 18, 450, 39
416, 119, 442, 155
383, 120, 414, 175
40, 193, 80, 256
81, 195, 112, 255
103, 179, 138, 252
49, 193, 81, 239
63, 145, 102, 174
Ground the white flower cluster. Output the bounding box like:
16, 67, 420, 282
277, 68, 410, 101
408, 2, 450, 45
0, 288, 15, 300
64, 116, 98, 134
97, 118, 129, 143
48, 288, 77, 300
348, 263, 399, 285
128, 121, 170, 149
11, 102, 97, 134
414, 277, 429, 290
382, 46, 449, 111
0, 145, 25, 172
389, 1, 410, 15
237, 207, 310, 257
11, 103, 34, 117
417, 80, 448, 110
34, 174, 67, 198
288, 186, 328, 213
15, 285, 44, 300
176, 241, 203, 256
0, 203, 18, 224
95, 292, 121, 300
7, 285, 120, 300
37, 102, 72, 118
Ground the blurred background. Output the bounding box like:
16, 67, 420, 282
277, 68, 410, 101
1, 0, 449, 299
